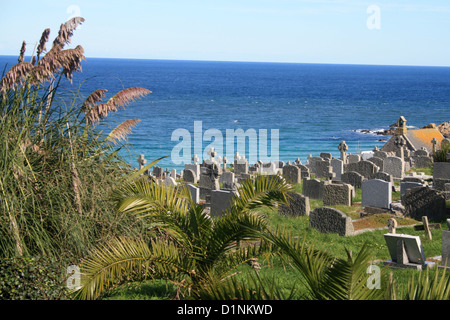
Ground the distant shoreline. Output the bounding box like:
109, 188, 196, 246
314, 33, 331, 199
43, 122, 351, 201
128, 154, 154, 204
356, 121, 450, 139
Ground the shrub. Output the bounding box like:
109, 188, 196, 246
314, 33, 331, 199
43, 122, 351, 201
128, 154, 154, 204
0, 256, 71, 300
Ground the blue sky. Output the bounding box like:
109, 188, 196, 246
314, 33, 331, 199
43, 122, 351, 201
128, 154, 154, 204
1, 0, 449, 66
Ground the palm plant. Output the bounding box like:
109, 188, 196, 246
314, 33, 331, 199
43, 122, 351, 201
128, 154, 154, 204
202, 228, 388, 300
74, 173, 293, 300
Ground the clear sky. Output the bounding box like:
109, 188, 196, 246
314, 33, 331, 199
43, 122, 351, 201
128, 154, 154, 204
1, 0, 449, 66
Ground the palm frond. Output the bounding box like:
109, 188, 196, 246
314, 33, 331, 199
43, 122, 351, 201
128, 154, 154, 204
403, 266, 450, 300
75, 236, 192, 300
232, 174, 292, 214
114, 178, 190, 218
199, 271, 295, 300
259, 228, 334, 299
320, 244, 384, 300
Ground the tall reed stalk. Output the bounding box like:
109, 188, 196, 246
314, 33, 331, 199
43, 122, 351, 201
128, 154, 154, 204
0, 18, 151, 263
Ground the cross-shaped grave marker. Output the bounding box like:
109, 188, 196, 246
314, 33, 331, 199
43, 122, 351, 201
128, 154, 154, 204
338, 141, 348, 163
137, 154, 147, 170
394, 135, 406, 160
222, 156, 227, 172
387, 218, 398, 234
207, 147, 217, 164
192, 154, 199, 165
431, 138, 438, 154
413, 216, 441, 240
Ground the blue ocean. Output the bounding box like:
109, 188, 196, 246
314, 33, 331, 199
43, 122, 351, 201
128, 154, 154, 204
2, 56, 450, 170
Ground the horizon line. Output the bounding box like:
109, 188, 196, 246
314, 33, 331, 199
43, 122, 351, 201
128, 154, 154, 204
1, 54, 449, 68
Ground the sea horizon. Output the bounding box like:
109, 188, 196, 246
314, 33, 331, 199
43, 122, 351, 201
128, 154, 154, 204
3, 54, 450, 69
1, 55, 449, 171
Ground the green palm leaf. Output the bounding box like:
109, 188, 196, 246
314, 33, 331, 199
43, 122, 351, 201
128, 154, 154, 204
75, 236, 192, 300
319, 244, 384, 300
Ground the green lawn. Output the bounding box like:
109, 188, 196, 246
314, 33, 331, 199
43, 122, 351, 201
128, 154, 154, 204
102, 168, 449, 300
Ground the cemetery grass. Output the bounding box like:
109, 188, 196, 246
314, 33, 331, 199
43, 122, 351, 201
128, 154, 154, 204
103, 198, 446, 301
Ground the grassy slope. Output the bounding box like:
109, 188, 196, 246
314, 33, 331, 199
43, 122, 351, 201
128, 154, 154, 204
103, 170, 448, 300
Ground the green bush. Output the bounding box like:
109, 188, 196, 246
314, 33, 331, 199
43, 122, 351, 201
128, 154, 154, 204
433, 140, 450, 162
0, 256, 71, 300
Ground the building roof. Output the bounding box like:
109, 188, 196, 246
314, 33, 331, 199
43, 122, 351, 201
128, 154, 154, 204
381, 127, 445, 153
405, 128, 445, 152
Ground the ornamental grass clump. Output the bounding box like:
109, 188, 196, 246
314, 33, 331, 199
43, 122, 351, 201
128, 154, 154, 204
0, 17, 151, 265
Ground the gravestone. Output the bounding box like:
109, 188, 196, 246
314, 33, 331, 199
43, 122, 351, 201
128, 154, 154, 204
360, 151, 374, 160
185, 163, 200, 181
373, 150, 388, 159
282, 165, 301, 184
164, 176, 177, 187
152, 166, 163, 178
331, 158, 344, 181
383, 233, 430, 270
234, 152, 249, 176
345, 160, 378, 179
296, 164, 310, 179
278, 192, 310, 217
186, 154, 201, 181
387, 218, 398, 234
210, 190, 236, 217
323, 183, 352, 206
347, 154, 361, 164
402, 186, 446, 222
341, 171, 365, 188
442, 230, 450, 267
372, 171, 394, 184
258, 162, 278, 175
433, 162, 450, 190
314, 159, 332, 179
220, 171, 236, 190
368, 156, 384, 172
402, 176, 425, 184
137, 154, 147, 173
384, 156, 404, 179
434, 179, 450, 192
183, 169, 197, 184
361, 179, 392, 209
276, 160, 285, 169
413, 156, 432, 168
445, 183, 450, 201
400, 181, 424, 197
394, 135, 407, 160
320, 152, 332, 160
198, 163, 220, 200
309, 207, 354, 237
413, 149, 429, 157
302, 178, 324, 200
221, 156, 227, 172
187, 184, 200, 204
338, 140, 348, 163
238, 173, 254, 185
